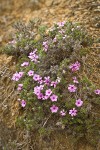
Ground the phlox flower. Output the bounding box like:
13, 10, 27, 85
42, 95, 50, 100
12, 72, 24, 81
21, 100, 26, 107
68, 84, 77, 92
73, 76, 79, 84
37, 76, 43, 84
45, 89, 52, 96
17, 84, 23, 91
21, 62, 29, 67
43, 41, 48, 52
94, 89, 100, 95
37, 93, 43, 100
60, 110, 66, 116
28, 49, 39, 62
33, 74, 41, 81
50, 105, 59, 113
75, 99, 83, 107
19, 72, 24, 77
50, 94, 58, 102
38, 79, 43, 84
69, 108, 77, 117
51, 81, 58, 88
28, 70, 34, 76
69, 61, 80, 72
44, 76, 51, 85
57, 21, 65, 27
34, 86, 41, 95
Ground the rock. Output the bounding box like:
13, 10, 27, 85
45, 0, 53, 7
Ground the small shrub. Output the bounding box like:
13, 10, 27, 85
8, 20, 99, 145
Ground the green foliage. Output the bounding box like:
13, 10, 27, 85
6, 20, 99, 146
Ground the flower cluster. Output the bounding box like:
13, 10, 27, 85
43, 41, 48, 52
12, 72, 24, 81
9, 20, 99, 144
33, 75, 60, 113
68, 62, 83, 117
28, 49, 39, 62
17, 84, 23, 91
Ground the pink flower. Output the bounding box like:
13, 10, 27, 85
37, 93, 43, 100
73, 76, 79, 84
19, 72, 24, 77
17, 87, 22, 91
68, 84, 77, 92
50, 105, 59, 113
21, 62, 29, 67
18, 84, 23, 87
94, 89, 100, 95
33, 74, 41, 81
57, 21, 65, 27
75, 99, 83, 107
42, 95, 50, 100
69, 108, 77, 117
21, 100, 26, 107
28, 70, 34, 76
69, 61, 80, 72
43, 41, 48, 52
45, 89, 52, 96
28, 49, 39, 62
50, 94, 58, 102
44, 76, 51, 85
34, 86, 41, 95
51, 81, 58, 88
60, 110, 66, 116
12, 72, 24, 81
17, 84, 23, 91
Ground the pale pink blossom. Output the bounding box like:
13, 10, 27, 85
43, 41, 48, 52
37, 93, 43, 100
12, 72, 24, 81
33, 74, 41, 81
17, 84, 23, 91
45, 89, 52, 96
50, 94, 58, 102
21, 62, 29, 67
69, 61, 80, 72
34, 86, 41, 95
42, 95, 50, 100
28, 49, 39, 62
57, 21, 65, 27
28, 70, 34, 76
51, 81, 58, 88
73, 76, 79, 84
75, 99, 83, 107
21, 100, 26, 107
69, 108, 77, 117
50, 105, 59, 113
68, 84, 77, 92
60, 110, 66, 116
44, 76, 51, 85
94, 89, 100, 95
